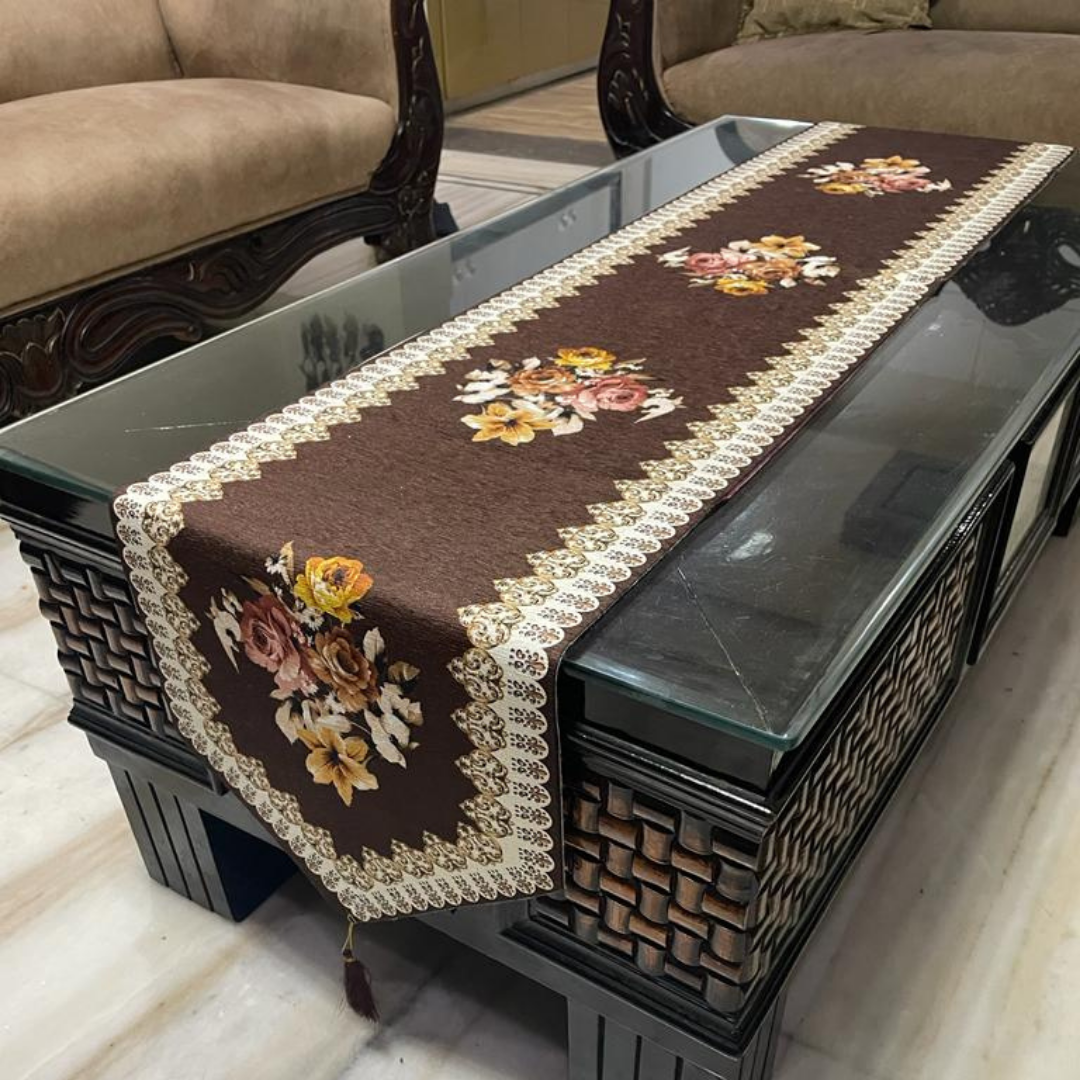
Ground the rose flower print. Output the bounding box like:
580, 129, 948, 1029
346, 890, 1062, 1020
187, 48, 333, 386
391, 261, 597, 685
455, 347, 683, 445
659, 235, 840, 297
803, 155, 953, 198
208, 542, 422, 806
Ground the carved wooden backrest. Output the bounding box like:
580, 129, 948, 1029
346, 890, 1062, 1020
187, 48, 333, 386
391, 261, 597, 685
0, 0, 177, 104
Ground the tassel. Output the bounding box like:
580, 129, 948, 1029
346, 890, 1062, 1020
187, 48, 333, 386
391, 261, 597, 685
342, 916, 379, 1022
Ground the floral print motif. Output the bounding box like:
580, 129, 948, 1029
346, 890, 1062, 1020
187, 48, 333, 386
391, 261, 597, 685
804, 155, 953, 197
208, 542, 422, 805
293, 555, 373, 624
456, 347, 682, 444
659, 235, 839, 296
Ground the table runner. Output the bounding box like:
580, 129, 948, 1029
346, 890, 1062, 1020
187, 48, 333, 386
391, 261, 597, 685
114, 123, 1070, 923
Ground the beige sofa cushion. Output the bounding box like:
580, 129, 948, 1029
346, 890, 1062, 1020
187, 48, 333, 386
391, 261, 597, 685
738, 0, 931, 42
932, 0, 1080, 34
663, 30, 1080, 149
0, 0, 177, 104
158, 0, 399, 115
656, 0, 743, 68
0, 80, 396, 317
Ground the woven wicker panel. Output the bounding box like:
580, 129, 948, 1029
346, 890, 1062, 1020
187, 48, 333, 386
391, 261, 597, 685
551, 528, 980, 1016
17, 520, 977, 1018
19, 541, 176, 740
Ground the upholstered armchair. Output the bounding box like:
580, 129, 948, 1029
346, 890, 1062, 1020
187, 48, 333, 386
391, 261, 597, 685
599, 0, 1080, 156
0, 0, 442, 424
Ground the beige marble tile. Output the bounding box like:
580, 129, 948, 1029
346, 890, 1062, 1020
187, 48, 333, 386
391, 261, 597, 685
0, 526, 70, 700
776, 1038, 880, 1080
0, 711, 124, 908
0, 673, 67, 754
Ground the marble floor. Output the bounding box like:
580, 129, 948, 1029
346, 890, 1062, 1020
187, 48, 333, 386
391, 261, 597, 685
2, 512, 1080, 1079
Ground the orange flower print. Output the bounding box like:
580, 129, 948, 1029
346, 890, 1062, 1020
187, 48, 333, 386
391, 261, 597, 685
714, 278, 771, 296
554, 347, 616, 371
210, 543, 424, 805
455, 347, 684, 444
755, 235, 820, 259
462, 401, 558, 445
508, 366, 579, 396
298, 725, 378, 805
293, 556, 373, 624
804, 156, 952, 198
660, 237, 839, 296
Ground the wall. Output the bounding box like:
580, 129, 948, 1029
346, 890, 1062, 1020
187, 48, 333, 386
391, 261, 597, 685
428, 0, 609, 109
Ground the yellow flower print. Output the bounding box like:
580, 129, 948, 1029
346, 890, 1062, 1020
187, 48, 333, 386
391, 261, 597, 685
818, 181, 868, 196
863, 156, 920, 170
298, 726, 378, 806
554, 346, 616, 371
714, 277, 771, 297
756, 235, 821, 258
294, 556, 373, 624
462, 401, 558, 445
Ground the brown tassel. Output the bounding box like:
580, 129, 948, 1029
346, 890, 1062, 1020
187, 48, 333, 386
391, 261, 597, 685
342, 917, 379, 1022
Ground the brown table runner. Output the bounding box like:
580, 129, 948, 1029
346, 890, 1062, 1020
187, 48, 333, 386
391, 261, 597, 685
115, 123, 1070, 923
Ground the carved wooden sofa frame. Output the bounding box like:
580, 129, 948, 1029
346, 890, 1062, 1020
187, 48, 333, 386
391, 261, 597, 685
599, 0, 693, 158
0, 0, 442, 427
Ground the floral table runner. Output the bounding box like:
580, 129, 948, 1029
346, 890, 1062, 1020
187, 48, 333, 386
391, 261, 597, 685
115, 124, 1070, 922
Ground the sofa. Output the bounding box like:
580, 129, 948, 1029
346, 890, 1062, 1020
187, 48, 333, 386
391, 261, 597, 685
0, 0, 442, 425
599, 0, 1080, 157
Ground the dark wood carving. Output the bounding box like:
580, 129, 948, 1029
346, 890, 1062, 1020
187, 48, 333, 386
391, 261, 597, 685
598, 0, 693, 159
0, 0, 443, 427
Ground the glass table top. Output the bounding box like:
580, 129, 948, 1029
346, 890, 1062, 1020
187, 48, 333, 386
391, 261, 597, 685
2, 117, 1079, 750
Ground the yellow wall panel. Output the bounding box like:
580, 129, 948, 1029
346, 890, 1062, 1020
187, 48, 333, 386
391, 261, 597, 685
434, 0, 609, 106
568, 0, 609, 64
521, 0, 571, 78
440, 0, 520, 101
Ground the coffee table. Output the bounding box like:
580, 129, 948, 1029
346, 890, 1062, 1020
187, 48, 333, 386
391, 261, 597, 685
2, 117, 1079, 1080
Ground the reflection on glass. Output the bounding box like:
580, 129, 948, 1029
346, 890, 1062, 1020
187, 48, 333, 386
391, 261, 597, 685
955, 207, 1080, 326
1003, 394, 1071, 568
299, 315, 385, 391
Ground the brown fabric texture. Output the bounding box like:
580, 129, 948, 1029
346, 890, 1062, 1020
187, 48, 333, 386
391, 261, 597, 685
655, 0, 743, 68
114, 126, 1069, 922
931, 0, 1080, 34
158, 0, 399, 115
664, 31, 1080, 149
737, 0, 931, 41
0, 80, 395, 318
0, 0, 177, 104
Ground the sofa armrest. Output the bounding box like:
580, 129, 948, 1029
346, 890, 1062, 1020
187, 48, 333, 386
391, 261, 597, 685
654, 0, 743, 71
158, 0, 400, 115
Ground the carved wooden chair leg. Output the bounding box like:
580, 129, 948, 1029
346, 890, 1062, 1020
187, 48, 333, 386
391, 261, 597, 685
370, 201, 438, 263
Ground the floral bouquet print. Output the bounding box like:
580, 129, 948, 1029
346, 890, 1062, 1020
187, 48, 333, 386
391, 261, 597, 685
209, 543, 422, 805
659, 234, 840, 297
804, 155, 953, 197
455, 346, 684, 445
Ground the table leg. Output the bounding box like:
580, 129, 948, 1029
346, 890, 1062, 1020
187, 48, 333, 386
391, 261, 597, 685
566, 995, 784, 1080
96, 739, 295, 922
